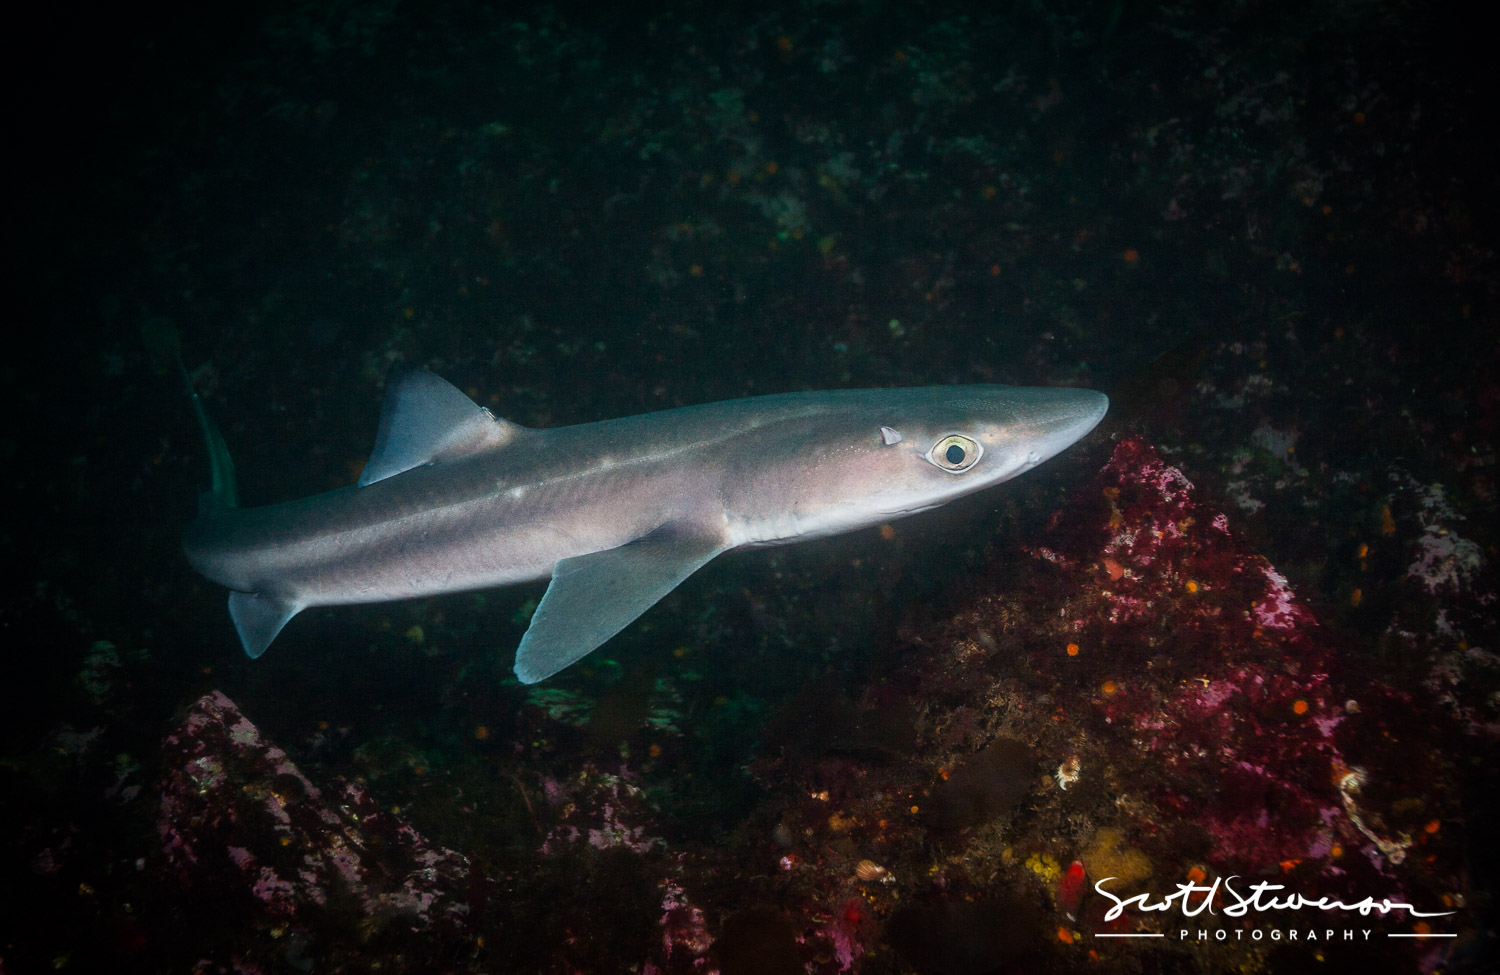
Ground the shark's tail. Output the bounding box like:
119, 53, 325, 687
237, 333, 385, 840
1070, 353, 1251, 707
143, 317, 239, 511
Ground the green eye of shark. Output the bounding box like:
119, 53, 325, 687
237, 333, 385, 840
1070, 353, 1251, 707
928, 434, 982, 473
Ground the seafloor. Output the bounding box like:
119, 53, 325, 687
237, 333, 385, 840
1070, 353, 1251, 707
4, 1, 1495, 973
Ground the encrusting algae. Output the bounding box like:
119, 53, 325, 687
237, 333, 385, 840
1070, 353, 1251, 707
1081, 827, 1152, 889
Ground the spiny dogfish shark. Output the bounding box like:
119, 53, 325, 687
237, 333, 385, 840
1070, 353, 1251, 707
182, 370, 1107, 683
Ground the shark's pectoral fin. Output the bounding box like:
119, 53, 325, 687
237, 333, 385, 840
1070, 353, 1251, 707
228, 590, 301, 659
513, 524, 729, 684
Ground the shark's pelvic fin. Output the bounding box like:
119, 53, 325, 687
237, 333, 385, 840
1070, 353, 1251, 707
228, 590, 302, 659
359, 370, 524, 486
513, 523, 729, 684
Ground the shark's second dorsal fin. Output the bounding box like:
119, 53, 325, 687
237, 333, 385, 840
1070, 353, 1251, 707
359, 370, 523, 486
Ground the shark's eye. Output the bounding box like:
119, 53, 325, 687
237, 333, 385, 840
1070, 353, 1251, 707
928, 434, 982, 473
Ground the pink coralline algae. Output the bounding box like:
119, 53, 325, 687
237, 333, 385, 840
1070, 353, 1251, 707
538, 765, 665, 856
657, 881, 713, 962
158, 691, 473, 941
820, 899, 868, 971
1028, 437, 1380, 872
1394, 475, 1485, 593
876, 434, 1461, 964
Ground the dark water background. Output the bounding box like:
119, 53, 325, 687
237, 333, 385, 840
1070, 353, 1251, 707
5, 1, 1495, 972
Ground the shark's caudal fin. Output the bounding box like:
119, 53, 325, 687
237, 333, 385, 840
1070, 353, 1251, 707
154, 319, 280, 657
144, 318, 238, 511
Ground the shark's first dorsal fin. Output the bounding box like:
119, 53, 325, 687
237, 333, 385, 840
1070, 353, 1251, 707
359, 370, 523, 486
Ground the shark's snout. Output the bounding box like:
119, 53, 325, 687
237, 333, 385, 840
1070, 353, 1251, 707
1065, 388, 1110, 438
1023, 388, 1109, 462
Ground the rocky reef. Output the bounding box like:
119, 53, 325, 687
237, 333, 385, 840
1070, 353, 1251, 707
145, 438, 1472, 973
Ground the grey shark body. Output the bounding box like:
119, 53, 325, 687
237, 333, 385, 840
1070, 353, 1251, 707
183, 371, 1107, 683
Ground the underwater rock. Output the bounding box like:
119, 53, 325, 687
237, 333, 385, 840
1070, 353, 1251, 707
1037, 437, 1360, 873
538, 763, 665, 856
145, 434, 1466, 973
656, 880, 714, 966
764, 686, 917, 761
713, 906, 803, 975
158, 692, 474, 949
886, 895, 1044, 975
921, 736, 1034, 831
872, 434, 1465, 969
